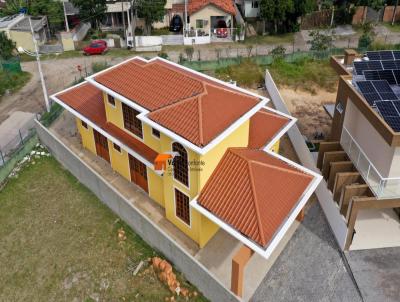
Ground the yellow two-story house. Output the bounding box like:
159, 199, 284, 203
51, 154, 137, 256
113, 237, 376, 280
52, 57, 320, 258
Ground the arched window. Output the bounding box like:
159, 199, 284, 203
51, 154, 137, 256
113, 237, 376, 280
172, 142, 189, 186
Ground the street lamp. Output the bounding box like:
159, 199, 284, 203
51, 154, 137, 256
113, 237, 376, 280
17, 16, 50, 113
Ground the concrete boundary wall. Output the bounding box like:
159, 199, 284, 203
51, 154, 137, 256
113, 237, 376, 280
35, 121, 240, 302
265, 71, 348, 250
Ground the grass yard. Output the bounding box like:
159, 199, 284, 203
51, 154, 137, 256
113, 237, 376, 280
0, 71, 31, 100
383, 22, 400, 33
268, 57, 338, 92
0, 156, 207, 302
214, 57, 337, 92
243, 33, 295, 45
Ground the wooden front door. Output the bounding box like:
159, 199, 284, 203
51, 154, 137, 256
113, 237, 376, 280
93, 130, 110, 163
129, 155, 148, 193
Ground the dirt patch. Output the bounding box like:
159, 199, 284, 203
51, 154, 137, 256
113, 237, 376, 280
279, 86, 336, 139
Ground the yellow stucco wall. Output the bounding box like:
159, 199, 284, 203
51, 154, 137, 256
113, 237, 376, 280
9, 30, 35, 52
104, 93, 125, 129
76, 118, 97, 155
148, 168, 164, 207
143, 123, 162, 153
108, 140, 131, 180
271, 140, 280, 153
199, 120, 250, 189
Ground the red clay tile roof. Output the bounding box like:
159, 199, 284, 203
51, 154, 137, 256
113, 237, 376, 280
188, 0, 236, 15
248, 109, 290, 149
148, 84, 259, 147
95, 59, 205, 111
93, 58, 261, 148
198, 148, 313, 248
56, 83, 158, 162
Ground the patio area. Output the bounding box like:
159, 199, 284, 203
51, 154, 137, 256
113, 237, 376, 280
49, 111, 306, 301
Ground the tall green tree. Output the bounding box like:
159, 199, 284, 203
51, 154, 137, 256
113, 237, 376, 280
0, 32, 16, 60
30, 0, 64, 32
0, 0, 27, 16
137, 0, 166, 35
260, 0, 294, 34
71, 0, 107, 29
356, 0, 385, 10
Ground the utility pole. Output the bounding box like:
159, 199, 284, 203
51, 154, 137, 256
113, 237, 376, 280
63, 1, 70, 32
392, 0, 399, 26
122, 1, 126, 39
184, 0, 188, 31
28, 16, 50, 112
130, 0, 137, 49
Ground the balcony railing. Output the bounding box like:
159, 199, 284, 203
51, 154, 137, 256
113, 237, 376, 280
341, 127, 400, 199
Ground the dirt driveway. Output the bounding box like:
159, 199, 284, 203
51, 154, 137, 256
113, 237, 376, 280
0, 55, 128, 124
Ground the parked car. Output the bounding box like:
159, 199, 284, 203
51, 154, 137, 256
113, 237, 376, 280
83, 40, 108, 55
216, 20, 228, 38
169, 15, 183, 33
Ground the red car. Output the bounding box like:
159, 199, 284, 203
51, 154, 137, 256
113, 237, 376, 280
216, 20, 228, 38
83, 40, 108, 55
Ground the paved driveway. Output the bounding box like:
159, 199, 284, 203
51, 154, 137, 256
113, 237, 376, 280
251, 202, 362, 302
345, 248, 400, 302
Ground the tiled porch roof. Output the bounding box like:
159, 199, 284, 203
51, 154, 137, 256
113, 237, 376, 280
197, 148, 314, 248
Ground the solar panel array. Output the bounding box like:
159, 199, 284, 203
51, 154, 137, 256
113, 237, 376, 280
353, 51, 400, 132
366, 50, 400, 61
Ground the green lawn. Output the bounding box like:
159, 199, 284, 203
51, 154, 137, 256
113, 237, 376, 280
0, 71, 31, 100
0, 155, 207, 302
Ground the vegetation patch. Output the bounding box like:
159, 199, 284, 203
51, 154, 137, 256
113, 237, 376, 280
214, 59, 265, 88
214, 57, 337, 93
268, 57, 338, 93
243, 33, 295, 45
0, 156, 207, 302
0, 71, 31, 100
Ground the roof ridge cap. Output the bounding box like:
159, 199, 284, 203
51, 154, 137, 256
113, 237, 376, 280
198, 84, 206, 145
148, 92, 206, 115
250, 160, 313, 180
247, 159, 267, 246
203, 82, 260, 101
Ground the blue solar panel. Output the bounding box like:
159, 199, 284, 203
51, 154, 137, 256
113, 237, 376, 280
357, 81, 376, 94
363, 70, 380, 81
375, 101, 399, 117
384, 116, 400, 132
382, 60, 398, 70
354, 61, 383, 75
372, 80, 392, 92
381, 51, 395, 61
367, 50, 396, 61
394, 70, 400, 84
363, 93, 382, 105
366, 51, 381, 60
394, 51, 400, 60
380, 92, 398, 100
379, 70, 397, 85
393, 101, 400, 114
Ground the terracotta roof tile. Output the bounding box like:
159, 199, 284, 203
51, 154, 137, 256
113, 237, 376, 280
148, 84, 259, 147
188, 0, 236, 15
93, 58, 261, 147
56, 83, 157, 163
95, 59, 204, 111
198, 148, 313, 248
248, 109, 290, 149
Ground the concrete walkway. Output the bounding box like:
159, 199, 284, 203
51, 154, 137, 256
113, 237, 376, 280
345, 248, 400, 302
251, 202, 362, 302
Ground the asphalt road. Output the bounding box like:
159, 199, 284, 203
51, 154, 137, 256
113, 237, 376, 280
251, 202, 362, 302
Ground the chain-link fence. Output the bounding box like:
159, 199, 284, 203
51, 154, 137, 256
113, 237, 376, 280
181, 47, 351, 72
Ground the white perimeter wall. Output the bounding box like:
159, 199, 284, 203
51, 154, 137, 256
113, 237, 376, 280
343, 98, 397, 178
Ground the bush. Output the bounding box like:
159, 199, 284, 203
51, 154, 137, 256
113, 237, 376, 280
215, 59, 264, 88
0, 71, 31, 99
92, 61, 109, 73
358, 33, 373, 49
269, 45, 286, 61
